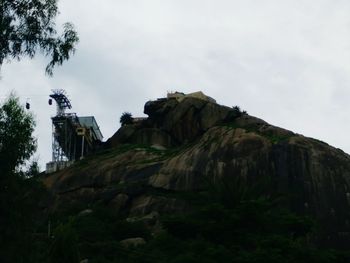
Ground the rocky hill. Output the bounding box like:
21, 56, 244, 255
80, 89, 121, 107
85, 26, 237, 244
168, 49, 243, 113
44, 93, 350, 248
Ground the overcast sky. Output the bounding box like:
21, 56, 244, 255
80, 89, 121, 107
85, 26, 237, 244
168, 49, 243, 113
2, 0, 350, 170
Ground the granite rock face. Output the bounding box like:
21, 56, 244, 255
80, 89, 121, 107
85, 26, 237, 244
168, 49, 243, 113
44, 96, 350, 247
107, 97, 236, 148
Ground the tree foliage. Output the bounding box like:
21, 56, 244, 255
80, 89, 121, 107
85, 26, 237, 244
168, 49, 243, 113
0, 0, 79, 75
0, 95, 50, 263
50, 220, 80, 263
120, 112, 133, 126
0, 94, 36, 175
42, 175, 350, 263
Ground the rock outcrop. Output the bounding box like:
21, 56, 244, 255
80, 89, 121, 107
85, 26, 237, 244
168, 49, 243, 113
106, 96, 236, 148
44, 94, 350, 248
119, 237, 146, 248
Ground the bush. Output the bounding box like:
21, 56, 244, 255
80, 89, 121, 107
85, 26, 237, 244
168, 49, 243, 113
120, 112, 133, 126
49, 220, 80, 263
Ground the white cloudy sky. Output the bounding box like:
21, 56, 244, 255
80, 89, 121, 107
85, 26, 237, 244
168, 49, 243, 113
1, 0, 350, 170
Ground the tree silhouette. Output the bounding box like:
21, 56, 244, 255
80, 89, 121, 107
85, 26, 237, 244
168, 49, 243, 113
0, 0, 79, 75
120, 112, 133, 126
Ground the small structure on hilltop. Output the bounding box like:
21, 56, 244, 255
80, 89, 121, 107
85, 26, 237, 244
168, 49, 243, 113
132, 117, 147, 124
167, 91, 216, 103
46, 89, 103, 173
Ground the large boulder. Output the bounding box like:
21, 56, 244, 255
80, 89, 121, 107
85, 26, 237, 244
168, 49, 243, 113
108, 96, 236, 147
119, 237, 146, 248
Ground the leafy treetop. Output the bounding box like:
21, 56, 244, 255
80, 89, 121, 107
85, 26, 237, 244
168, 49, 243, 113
0, 0, 79, 75
120, 112, 133, 126
0, 94, 36, 176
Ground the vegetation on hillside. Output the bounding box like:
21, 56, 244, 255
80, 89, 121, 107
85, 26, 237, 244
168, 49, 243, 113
0, 95, 48, 262
31, 175, 350, 263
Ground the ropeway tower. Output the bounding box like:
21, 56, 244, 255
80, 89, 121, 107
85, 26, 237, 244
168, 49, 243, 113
50, 89, 77, 162
46, 89, 103, 173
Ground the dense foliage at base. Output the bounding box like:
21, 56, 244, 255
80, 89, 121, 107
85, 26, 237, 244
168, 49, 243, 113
3, 177, 350, 263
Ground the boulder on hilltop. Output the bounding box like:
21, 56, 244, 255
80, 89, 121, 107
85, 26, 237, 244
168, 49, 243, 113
107, 95, 238, 148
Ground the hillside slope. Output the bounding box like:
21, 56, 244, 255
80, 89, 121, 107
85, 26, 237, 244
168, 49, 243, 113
44, 94, 350, 247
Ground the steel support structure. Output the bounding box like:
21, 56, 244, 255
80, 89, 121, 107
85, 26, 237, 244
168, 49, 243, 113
51, 114, 79, 162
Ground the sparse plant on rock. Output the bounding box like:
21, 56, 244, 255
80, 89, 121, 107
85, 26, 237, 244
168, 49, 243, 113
232, 105, 241, 113
231, 105, 243, 119
231, 105, 248, 118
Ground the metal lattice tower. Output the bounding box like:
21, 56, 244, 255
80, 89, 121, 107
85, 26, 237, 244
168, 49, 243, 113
50, 89, 72, 116
49, 89, 77, 162
46, 89, 104, 174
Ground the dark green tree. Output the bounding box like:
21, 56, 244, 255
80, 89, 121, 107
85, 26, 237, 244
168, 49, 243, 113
0, 0, 79, 75
0, 94, 45, 263
120, 112, 133, 126
0, 94, 36, 176
50, 220, 80, 263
